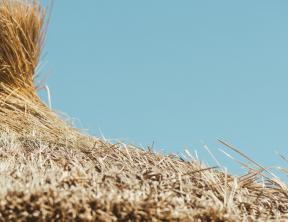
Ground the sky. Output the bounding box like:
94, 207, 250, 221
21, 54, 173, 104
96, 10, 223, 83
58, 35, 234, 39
40, 1, 288, 176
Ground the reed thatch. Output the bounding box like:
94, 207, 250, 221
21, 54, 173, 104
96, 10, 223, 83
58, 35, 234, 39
0, 0, 287, 221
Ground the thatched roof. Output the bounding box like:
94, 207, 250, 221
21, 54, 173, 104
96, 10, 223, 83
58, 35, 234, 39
0, 1, 287, 221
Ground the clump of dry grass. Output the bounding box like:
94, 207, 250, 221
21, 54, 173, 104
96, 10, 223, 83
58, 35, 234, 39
0, 0, 44, 93
0, 0, 287, 221
0, 0, 94, 148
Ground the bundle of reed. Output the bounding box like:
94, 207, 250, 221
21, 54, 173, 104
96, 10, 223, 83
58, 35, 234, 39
0, 0, 93, 148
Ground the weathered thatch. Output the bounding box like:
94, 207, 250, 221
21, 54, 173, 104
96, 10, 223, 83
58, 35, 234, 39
0, 0, 287, 221
0, 131, 287, 221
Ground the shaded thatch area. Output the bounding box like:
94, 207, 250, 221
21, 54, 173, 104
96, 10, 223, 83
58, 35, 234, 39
0, 0, 288, 221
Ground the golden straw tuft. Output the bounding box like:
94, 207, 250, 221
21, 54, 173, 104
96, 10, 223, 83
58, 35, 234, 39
0, 0, 94, 148
0, 0, 45, 95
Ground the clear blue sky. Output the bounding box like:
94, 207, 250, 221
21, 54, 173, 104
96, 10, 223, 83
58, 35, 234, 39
41, 1, 288, 175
